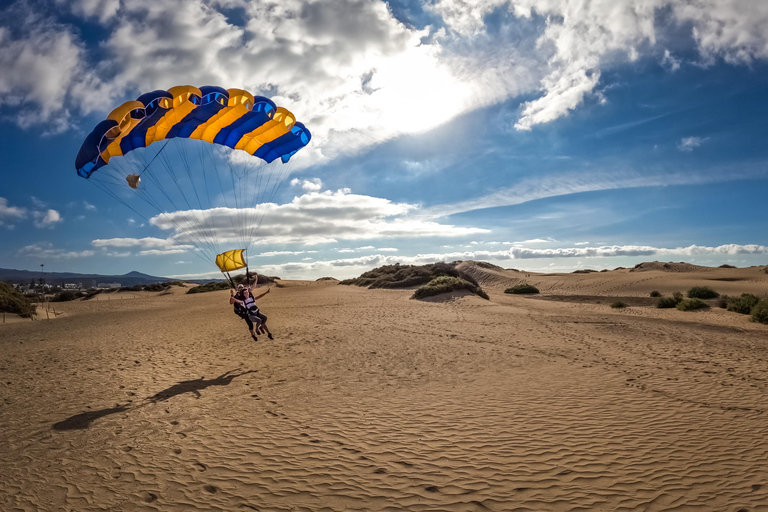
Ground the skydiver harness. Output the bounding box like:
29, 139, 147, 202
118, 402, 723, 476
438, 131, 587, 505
234, 294, 260, 321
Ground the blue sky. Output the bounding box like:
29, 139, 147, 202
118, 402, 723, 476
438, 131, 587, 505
1, 0, 767, 280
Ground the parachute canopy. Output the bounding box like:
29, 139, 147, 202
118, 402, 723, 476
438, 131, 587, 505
75, 85, 312, 270
215, 249, 248, 273
75, 85, 311, 178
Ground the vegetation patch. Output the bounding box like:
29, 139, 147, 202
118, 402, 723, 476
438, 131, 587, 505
676, 298, 709, 311
657, 293, 685, 308
751, 300, 768, 324
187, 281, 230, 294
610, 301, 627, 309
687, 286, 719, 299
505, 283, 539, 294
727, 293, 761, 315
0, 282, 37, 317
412, 276, 488, 300
342, 262, 479, 290
50, 290, 85, 302
649, 290, 661, 297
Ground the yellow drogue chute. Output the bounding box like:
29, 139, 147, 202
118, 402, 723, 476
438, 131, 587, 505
216, 249, 249, 288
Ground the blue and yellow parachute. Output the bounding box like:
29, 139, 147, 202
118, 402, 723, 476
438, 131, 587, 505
75, 86, 311, 274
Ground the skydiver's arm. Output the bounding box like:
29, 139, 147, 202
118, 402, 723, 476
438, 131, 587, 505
254, 288, 270, 300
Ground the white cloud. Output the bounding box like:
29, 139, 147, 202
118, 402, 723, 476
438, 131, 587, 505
678, 136, 706, 152
83, 201, 96, 211
91, 237, 194, 255
291, 178, 323, 192
61, 0, 120, 23
377, 247, 398, 252
661, 49, 681, 71
17, 242, 94, 259
0, 197, 26, 225
150, 188, 489, 247
33, 209, 62, 228
507, 243, 768, 259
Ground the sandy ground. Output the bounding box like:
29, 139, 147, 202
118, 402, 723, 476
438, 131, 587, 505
1, 264, 768, 511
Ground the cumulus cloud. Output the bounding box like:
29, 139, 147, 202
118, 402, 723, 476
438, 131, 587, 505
150, 188, 489, 247
291, 178, 323, 192
0, 197, 27, 225
678, 136, 706, 151
33, 209, 62, 228
17, 242, 94, 259
3, 0, 768, 151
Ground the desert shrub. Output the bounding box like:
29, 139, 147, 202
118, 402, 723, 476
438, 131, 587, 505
657, 296, 679, 308
610, 301, 627, 309
505, 283, 540, 294
0, 282, 37, 317
687, 286, 719, 299
412, 276, 488, 300
343, 262, 477, 290
186, 281, 230, 294
50, 290, 84, 302
751, 300, 768, 324
727, 293, 761, 315
676, 298, 709, 311
719, 264, 736, 268
650, 290, 662, 297
672, 291, 684, 302
716, 295, 729, 308
164, 280, 186, 287
82, 289, 102, 300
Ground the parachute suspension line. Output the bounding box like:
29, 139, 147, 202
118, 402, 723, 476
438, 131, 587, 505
195, 141, 221, 262
137, 139, 171, 178
127, 144, 220, 262
175, 140, 219, 260
204, 143, 241, 259
86, 176, 211, 267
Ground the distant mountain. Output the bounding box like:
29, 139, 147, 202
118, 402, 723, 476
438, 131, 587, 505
0, 268, 178, 287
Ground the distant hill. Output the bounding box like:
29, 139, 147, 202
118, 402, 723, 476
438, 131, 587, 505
0, 268, 187, 287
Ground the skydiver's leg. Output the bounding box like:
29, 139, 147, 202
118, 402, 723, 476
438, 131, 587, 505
256, 311, 272, 339
244, 317, 257, 341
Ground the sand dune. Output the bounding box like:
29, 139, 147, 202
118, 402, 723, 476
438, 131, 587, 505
1, 266, 768, 511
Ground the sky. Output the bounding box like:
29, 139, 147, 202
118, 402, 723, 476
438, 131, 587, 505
1, 0, 767, 281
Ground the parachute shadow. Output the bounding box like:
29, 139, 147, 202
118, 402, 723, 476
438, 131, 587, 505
53, 404, 131, 431
52, 369, 256, 431
146, 369, 257, 403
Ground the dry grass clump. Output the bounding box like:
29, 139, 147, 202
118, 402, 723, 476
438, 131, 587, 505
412, 276, 489, 300
342, 262, 478, 290
0, 282, 37, 317
504, 283, 539, 294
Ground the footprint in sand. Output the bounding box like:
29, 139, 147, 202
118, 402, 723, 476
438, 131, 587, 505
172, 448, 182, 454
203, 484, 217, 494
141, 491, 158, 503
193, 462, 207, 472
121, 446, 132, 453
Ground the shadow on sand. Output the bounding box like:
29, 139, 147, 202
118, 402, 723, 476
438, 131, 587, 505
52, 369, 256, 431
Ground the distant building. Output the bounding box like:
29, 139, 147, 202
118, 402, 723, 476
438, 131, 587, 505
97, 282, 121, 289
63, 283, 79, 290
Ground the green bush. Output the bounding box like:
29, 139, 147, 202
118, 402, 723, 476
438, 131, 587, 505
611, 301, 627, 309
751, 300, 768, 324
50, 290, 84, 302
0, 282, 37, 317
650, 290, 662, 297
342, 262, 478, 290
727, 293, 761, 315
687, 286, 719, 299
412, 276, 488, 300
716, 295, 729, 308
186, 281, 231, 294
672, 291, 684, 302
657, 296, 679, 308
504, 283, 539, 294
676, 298, 709, 311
